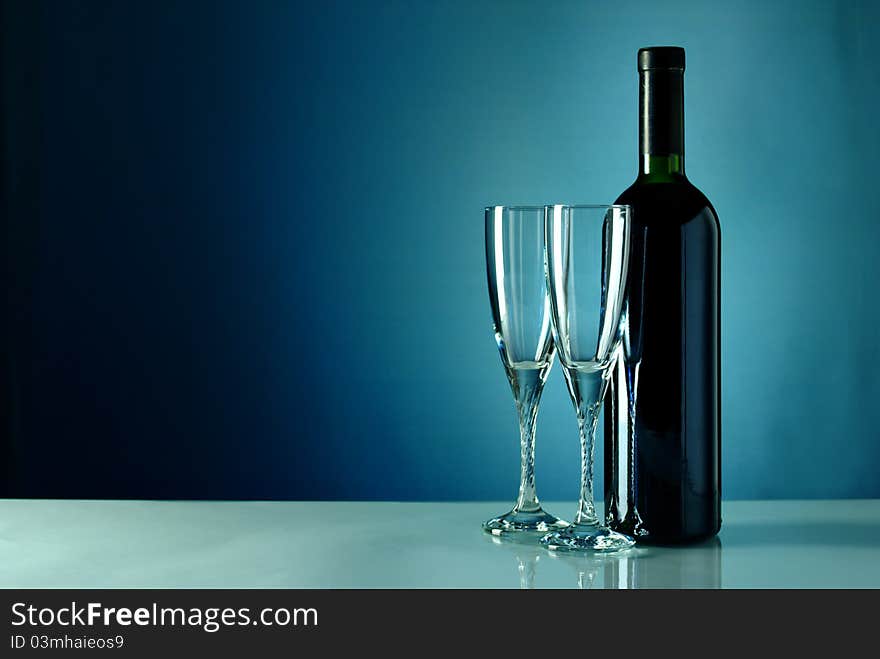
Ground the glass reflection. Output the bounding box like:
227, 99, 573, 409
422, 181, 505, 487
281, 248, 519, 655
484, 534, 546, 589
544, 549, 630, 589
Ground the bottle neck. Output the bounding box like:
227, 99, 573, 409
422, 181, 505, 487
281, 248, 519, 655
639, 69, 685, 181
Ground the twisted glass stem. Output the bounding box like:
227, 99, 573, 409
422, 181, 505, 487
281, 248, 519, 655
512, 375, 543, 513
507, 365, 549, 513
560, 368, 611, 527
574, 397, 602, 525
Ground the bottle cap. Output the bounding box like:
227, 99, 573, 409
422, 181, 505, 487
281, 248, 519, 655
638, 47, 685, 72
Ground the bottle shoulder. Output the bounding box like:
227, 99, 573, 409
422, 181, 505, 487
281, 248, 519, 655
616, 177, 719, 229
684, 178, 718, 219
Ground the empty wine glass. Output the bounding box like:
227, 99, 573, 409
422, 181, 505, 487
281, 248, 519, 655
482, 206, 568, 536
540, 204, 634, 551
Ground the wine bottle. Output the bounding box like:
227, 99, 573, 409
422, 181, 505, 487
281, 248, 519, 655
604, 46, 721, 543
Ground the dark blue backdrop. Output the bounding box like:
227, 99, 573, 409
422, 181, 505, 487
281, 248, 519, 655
2, 0, 878, 500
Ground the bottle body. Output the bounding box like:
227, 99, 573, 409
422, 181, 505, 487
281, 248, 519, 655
604, 180, 721, 543
604, 47, 721, 543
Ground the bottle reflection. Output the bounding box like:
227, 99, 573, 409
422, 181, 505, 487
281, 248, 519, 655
602, 537, 723, 589
487, 533, 722, 588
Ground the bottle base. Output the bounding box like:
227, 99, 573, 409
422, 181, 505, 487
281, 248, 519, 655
632, 530, 720, 546
611, 522, 721, 546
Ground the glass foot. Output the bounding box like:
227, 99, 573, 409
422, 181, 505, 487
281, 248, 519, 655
540, 522, 634, 552
483, 509, 569, 536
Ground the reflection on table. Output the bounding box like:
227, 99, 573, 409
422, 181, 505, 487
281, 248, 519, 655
486, 534, 722, 588
2, 500, 877, 587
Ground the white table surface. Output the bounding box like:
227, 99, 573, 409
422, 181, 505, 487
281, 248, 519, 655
1, 500, 878, 588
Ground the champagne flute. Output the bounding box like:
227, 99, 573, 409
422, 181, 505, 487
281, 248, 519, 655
482, 206, 568, 536
540, 204, 634, 551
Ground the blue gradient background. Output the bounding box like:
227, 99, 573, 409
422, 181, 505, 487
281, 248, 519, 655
2, 0, 878, 500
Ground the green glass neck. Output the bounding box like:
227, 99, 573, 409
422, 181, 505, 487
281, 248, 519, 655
639, 154, 685, 182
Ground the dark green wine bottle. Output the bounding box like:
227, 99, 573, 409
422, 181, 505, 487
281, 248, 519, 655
604, 47, 721, 543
